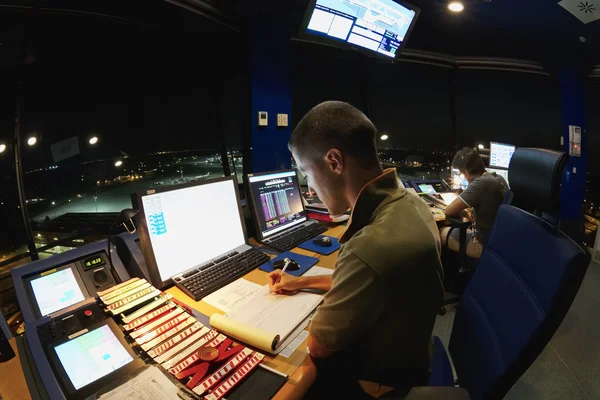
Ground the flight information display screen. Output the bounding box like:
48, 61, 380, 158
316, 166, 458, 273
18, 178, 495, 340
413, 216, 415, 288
54, 325, 133, 390
303, 0, 418, 58
248, 170, 306, 238
31, 268, 86, 316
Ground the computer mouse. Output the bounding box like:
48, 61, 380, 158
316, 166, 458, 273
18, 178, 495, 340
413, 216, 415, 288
273, 258, 301, 271
313, 236, 333, 247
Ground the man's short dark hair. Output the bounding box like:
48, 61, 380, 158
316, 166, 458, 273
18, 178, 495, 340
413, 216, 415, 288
452, 147, 486, 175
289, 101, 380, 169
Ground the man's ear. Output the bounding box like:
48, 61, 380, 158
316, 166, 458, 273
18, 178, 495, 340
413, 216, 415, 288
324, 149, 344, 175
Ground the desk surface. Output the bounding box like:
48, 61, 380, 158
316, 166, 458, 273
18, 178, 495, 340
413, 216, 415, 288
166, 224, 348, 400
0, 338, 32, 400
2, 225, 347, 400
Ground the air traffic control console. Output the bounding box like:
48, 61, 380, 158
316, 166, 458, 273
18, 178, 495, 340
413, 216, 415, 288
10, 236, 280, 400
11, 241, 134, 399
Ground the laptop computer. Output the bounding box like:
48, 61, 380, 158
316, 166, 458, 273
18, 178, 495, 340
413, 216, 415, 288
246, 169, 327, 252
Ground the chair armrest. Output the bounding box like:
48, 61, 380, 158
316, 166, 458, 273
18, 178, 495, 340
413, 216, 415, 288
444, 217, 471, 228
405, 387, 470, 400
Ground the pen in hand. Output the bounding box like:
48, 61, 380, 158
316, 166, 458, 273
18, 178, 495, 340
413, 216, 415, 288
270, 258, 291, 294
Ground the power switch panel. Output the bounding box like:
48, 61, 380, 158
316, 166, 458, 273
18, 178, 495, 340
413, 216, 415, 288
277, 114, 289, 127
569, 125, 582, 157
258, 112, 268, 127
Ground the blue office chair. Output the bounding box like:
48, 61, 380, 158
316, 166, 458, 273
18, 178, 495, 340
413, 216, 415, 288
428, 148, 590, 399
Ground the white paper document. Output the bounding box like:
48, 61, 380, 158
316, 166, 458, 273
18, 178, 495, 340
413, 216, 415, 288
227, 285, 322, 344
440, 192, 459, 205
303, 266, 334, 277
279, 330, 310, 358
202, 279, 262, 313
98, 366, 181, 400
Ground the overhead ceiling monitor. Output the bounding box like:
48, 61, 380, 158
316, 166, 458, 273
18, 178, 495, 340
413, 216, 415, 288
299, 0, 420, 60
490, 142, 516, 169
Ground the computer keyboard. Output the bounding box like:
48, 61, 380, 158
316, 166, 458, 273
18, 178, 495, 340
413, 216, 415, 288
174, 248, 270, 301
265, 223, 328, 252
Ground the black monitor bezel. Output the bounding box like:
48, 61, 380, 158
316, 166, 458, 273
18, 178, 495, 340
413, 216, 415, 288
245, 169, 307, 242
297, 0, 421, 62
47, 318, 145, 400
135, 175, 248, 289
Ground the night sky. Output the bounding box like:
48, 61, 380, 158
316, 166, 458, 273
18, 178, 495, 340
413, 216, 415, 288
0, 6, 598, 174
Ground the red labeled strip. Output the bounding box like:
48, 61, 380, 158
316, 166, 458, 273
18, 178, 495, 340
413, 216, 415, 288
135, 313, 189, 345
123, 303, 175, 331
202, 352, 265, 400
192, 348, 253, 395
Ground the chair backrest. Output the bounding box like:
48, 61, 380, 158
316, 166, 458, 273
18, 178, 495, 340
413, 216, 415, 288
508, 148, 568, 218
448, 148, 589, 400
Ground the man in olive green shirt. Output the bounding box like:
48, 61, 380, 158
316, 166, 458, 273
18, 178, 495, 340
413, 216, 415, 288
267, 101, 444, 398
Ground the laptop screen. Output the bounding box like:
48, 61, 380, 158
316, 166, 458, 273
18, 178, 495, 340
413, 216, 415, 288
248, 170, 307, 238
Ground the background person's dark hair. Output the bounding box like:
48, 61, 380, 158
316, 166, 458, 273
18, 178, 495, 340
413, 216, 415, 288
289, 101, 380, 169
452, 147, 486, 175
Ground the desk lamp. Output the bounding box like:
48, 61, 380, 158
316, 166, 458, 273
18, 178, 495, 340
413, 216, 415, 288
107, 208, 139, 270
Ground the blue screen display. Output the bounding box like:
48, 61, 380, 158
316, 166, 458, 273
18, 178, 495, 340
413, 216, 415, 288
305, 0, 417, 58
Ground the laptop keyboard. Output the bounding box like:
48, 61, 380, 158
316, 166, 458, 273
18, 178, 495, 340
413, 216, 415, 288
174, 248, 270, 301
265, 223, 328, 252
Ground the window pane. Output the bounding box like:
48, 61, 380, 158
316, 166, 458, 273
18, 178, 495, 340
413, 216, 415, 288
11, 11, 240, 257
455, 70, 562, 150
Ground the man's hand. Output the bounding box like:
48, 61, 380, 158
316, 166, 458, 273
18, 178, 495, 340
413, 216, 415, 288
267, 270, 303, 295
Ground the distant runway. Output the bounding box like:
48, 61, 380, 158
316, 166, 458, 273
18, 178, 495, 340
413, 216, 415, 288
33, 168, 243, 222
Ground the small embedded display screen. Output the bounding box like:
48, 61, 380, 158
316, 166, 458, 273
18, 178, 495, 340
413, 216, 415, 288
54, 325, 134, 390
418, 184, 436, 194
83, 256, 104, 269
31, 268, 86, 316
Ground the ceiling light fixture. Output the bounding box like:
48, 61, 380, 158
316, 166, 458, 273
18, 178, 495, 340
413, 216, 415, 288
448, 2, 465, 12
380, 134, 389, 141
0, 144, 6, 153
27, 137, 37, 146
89, 136, 99, 145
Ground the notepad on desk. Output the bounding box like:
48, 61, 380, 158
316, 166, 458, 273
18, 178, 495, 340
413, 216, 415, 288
210, 285, 322, 354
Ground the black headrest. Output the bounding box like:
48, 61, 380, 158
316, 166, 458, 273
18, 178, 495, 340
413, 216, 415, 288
508, 148, 568, 214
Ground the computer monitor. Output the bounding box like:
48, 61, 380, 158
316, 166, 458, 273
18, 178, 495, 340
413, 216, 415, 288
53, 324, 134, 391
490, 142, 516, 169
487, 168, 510, 187
299, 0, 420, 60
30, 268, 87, 317
247, 170, 307, 240
411, 180, 450, 194
136, 177, 247, 288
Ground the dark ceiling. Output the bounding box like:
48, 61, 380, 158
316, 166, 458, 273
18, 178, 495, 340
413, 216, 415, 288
0, 0, 599, 69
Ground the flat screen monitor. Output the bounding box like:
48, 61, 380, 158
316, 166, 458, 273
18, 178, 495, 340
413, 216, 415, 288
299, 0, 420, 60
247, 170, 307, 239
490, 142, 516, 169
487, 168, 510, 187
30, 268, 87, 317
412, 180, 448, 194
418, 184, 436, 195
136, 177, 247, 287
54, 324, 134, 390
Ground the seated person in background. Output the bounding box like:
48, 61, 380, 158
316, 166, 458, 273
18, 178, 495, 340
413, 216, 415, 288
267, 101, 444, 398
441, 147, 509, 259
